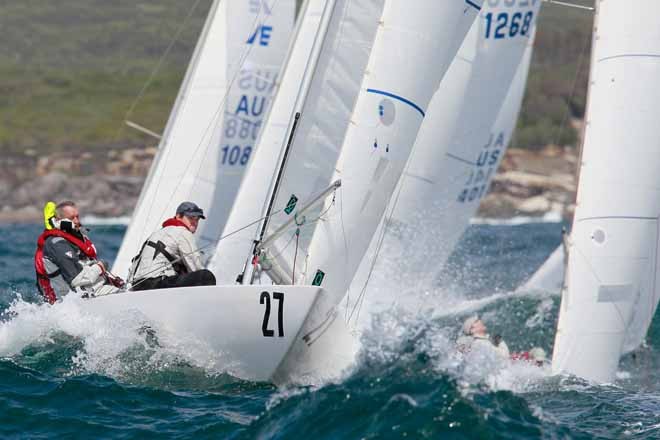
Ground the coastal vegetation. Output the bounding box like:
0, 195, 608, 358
0, 0, 593, 155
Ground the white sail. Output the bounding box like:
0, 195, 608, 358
552, 1, 660, 382
208, 0, 386, 284
351, 1, 540, 301
520, 244, 566, 293
195, 0, 295, 249
113, 0, 294, 277
302, 0, 483, 302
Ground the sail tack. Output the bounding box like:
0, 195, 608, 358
552, 0, 660, 382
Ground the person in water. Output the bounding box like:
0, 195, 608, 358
457, 315, 510, 358
34, 200, 124, 304
129, 201, 216, 291
457, 315, 547, 365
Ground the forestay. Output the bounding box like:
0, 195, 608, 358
113, 0, 294, 277
302, 0, 483, 303
351, 0, 540, 301
552, 0, 660, 383
209, 0, 386, 284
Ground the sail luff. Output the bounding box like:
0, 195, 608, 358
302, 0, 483, 302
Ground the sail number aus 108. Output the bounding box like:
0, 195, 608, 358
221, 145, 252, 166
261, 291, 284, 337
484, 11, 534, 39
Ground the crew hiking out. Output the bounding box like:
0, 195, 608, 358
34, 201, 124, 303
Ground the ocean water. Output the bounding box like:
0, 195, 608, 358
1, 221, 660, 439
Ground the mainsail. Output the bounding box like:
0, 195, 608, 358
301, 1, 483, 302
112, 0, 294, 277
352, 1, 540, 300
552, 0, 660, 382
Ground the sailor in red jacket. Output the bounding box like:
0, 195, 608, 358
35, 201, 123, 304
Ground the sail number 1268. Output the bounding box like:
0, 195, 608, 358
484, 11, 534, 39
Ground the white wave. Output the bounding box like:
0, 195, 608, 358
355, 287, 557, 395
470, 211, 564, 226
0, 294, 238, 381
81, 215, 131, 226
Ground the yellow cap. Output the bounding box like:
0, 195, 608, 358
43, 201, 57, 230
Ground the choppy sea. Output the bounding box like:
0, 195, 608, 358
1, 220, 660, 439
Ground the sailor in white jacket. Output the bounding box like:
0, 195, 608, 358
129, 201, 216, 291
456, 315, 510, 359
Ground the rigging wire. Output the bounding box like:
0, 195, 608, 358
118, 0, 205, 139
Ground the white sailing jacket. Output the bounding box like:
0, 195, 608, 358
129, 219, 204, 283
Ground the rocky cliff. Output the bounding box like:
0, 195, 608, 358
0, 144, 578, 224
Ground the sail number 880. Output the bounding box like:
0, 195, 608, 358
484, 11, 534, 39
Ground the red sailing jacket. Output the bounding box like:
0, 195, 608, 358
34, 229, 97, 304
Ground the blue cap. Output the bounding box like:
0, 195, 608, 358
176, 201, 206, 219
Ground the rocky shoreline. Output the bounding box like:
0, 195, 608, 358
0, 145, 578, 224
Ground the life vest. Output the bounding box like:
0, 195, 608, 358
34, 229, 97, 304
130, 218, 192, 283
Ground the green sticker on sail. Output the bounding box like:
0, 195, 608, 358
311, 269, 325, 286
284, 194, 298, 215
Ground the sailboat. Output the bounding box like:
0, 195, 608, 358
552, 0, 660, 383
349, 0, 541, 310
81, 0, 484, 385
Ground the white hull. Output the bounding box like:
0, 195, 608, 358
82, 285, 357, 385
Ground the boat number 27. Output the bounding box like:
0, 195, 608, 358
260, 291, 284, 337
484, 11, 534, 39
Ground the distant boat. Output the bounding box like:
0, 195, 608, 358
83, 0, 483, 385
552, 0, 660, 383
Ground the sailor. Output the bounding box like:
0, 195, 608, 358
129, 201, 216, 291
456, 315, 510, 359
34, 201, 124, 304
